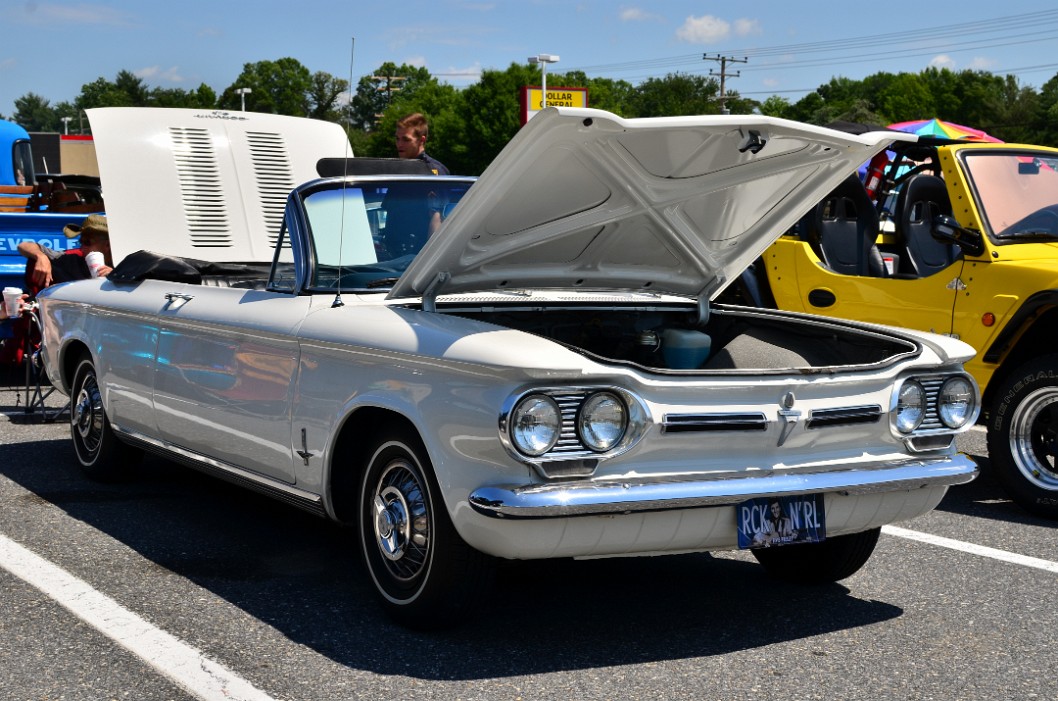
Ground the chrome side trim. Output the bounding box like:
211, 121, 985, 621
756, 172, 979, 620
468, 454, 977, 519
116, 427, 327, 518
662, 412, 767, 433
806, 405, 881, 429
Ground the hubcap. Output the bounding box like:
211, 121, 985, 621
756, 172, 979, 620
1009, 387, 1058, 490
73, 373, 104, 456
370, 459, 430, 581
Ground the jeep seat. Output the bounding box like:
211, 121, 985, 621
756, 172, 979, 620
895, 174, 959, 277
802, 175, 888, 277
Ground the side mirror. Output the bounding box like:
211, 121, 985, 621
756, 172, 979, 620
932, 215, 985, 257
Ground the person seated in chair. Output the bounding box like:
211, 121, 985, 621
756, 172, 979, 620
18, 214, 113, 292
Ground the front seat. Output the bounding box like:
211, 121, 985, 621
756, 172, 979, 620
895, 174, 958, 277
802, 175, 888, 277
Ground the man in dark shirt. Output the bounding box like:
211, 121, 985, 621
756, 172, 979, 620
395, 113, 450, 175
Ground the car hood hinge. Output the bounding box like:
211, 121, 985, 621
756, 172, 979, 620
422, 271, 451, 313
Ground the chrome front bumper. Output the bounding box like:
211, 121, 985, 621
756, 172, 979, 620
469, 454, 978, 519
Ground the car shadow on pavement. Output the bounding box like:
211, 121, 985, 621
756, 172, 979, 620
1, 438, 903, 680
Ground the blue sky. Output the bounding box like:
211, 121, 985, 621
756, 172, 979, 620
4, 1, 1058, 117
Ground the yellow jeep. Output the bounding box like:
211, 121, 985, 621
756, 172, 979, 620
754, 136, 1058, 518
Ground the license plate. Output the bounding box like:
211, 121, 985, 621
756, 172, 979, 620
736, 494, 826, 549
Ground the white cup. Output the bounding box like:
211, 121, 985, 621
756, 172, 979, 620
85, 251, 105, 277
3, 286, 23, 317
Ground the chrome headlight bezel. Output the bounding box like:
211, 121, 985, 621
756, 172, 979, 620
500, 386, 649, 471
577, 391, 628, 452
894, 379, 926, 434
509, 394, 562, 457
937, 375, 976, 429
891, 373, 981, 446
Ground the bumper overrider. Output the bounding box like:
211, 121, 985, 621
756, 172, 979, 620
469, 454, 977, 519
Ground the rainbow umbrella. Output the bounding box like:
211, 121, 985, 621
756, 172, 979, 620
887, 118, 1002, 142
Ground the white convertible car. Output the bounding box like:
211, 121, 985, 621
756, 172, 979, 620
38, 107, 979, 628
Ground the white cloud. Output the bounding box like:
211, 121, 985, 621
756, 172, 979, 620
928, 54, 956, 70
733, 18, 762, 37
676, 15, 730, 43
620, 7, 663, 22
968, 56, 996, 70
135, 66, 184, 84
676, 15, 760, 43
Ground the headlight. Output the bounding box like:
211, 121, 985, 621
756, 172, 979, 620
938, 376, 975, 428
510, 394, 562, 456
577, 392, 627, 452
895, 380, 925, 433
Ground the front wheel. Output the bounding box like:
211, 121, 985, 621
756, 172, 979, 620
751, 528, 880, 584
70, 356, 141, 480
988, 355, 1058, 518
358, 431, 493, 629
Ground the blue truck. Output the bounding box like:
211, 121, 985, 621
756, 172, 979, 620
0, 118, 104, 290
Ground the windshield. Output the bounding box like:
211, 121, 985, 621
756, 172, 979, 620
12, 139, 34, 186
302, 178, 473, 290
964, 151, 1058, 240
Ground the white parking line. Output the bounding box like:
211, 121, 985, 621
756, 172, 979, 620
883, 525, 1058, 573
0, 533, 277, 701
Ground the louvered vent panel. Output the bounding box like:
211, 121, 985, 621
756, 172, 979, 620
169, 127, 232, 247
246, 131, 295, 248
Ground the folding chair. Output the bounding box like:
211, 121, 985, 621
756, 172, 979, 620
20, 304, 69, 422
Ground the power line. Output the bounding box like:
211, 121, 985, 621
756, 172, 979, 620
563, 9, 1058, 87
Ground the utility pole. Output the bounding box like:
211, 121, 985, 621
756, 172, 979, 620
703, 54, 748, 114
370, 75, 406, 124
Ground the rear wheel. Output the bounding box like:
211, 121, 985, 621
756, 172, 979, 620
358, 430, 493, 629
751, 528, 880, 584
70, 357, 141, 480
988, 355, 1058, 519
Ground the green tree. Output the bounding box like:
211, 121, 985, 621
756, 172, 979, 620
76, 76, 135, 110
1034, 72, 1058, 146
149, 83, 217, 109
548, 70, 636, 116
758, 95, 792, 118
984, 75, 1039, 143
877, 73, 935, 123
308, 71, 348, 121
114, 70, 150, 105
454, 62, 539, 175
13, 93, 57, 131
629, 73, 721, 117
52, 102, 84, 134
347, 63, 435, 130
220, 58, 313, 115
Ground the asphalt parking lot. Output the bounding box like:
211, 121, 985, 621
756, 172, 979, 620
2, 381, 1056, 701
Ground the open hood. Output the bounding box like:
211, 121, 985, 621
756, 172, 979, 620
390, 107, 914, 303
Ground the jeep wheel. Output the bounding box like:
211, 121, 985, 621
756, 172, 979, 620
751, 528, 880, 583
989, 355, 1058, 519
358, 430, 493, 629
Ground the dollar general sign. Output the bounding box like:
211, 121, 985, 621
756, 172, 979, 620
521, 87, 589, 123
